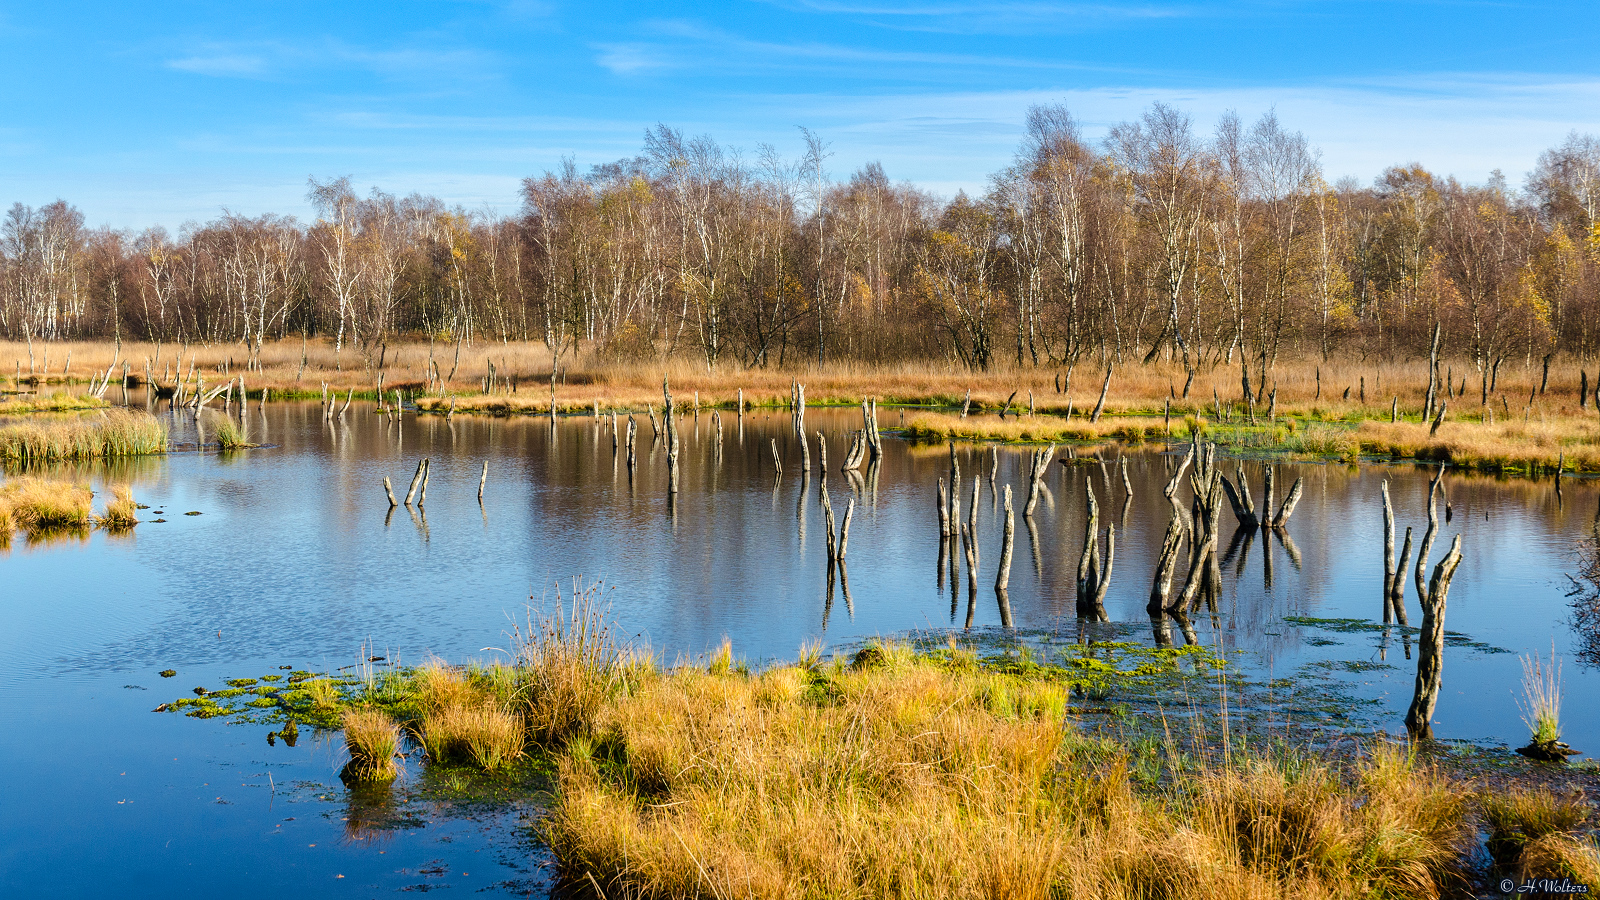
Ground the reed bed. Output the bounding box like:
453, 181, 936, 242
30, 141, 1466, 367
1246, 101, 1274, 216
546, 648, 1479, 900
161, 593, 1600, 897
1358, 419, 1600, 474
0, 409, 166, 461
12, 337, 1598, 419
903, 411, 1172, 445
14, 337, 1600, 475
0, 476, 92, 534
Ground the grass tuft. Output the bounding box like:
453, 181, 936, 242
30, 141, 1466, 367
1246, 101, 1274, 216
1518, 648, 1564, 747
0, 476, 93, 537
210, 414, 253, 450
507, 578, 624, 746
340, 707, 401, 782
544, 655, 1474, 899
0, 409, 166, 461
95, 484, 139, 529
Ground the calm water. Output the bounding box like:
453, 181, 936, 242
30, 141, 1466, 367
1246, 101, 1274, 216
2, 400, 1597, 896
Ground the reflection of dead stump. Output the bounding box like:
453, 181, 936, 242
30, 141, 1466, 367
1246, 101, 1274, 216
1381, 481, 1413, 626
1221, 462, 1302, 529
1075, 482, 1114, 616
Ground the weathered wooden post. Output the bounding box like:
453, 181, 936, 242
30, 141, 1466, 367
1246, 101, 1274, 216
1380, 481, 1413, 625
1148, 512, 1185, 613
478, 461, 488, 504
625, 417, 637, 470
664, 378, 680, 494
947, 443, 960, 534
404, 460, 424, 506
996, 486, 1015, 591
1075, 481, 1100, 611
937, 478, 950, 537
837, 498, 855, 560
770, 438, 782, 477
1090, 365, 1112, 423
1413, 464, 1446, 600
418, 459, 431, 506
383, 477, 398, 508
967, 477, 980, 544
1023, 444, 1055, 517
1405, 533, 1464, 740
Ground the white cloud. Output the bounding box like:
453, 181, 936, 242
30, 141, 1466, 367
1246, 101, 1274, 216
166, 53, 272, 79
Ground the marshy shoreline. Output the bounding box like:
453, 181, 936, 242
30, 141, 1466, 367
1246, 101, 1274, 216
4, 338, 1600, 477
156, 594, 1600, 899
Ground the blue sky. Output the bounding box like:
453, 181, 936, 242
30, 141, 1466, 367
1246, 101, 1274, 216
2, 1, 1596, 228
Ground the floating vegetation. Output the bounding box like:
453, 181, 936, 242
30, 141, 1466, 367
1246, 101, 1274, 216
0, 409, 166, 461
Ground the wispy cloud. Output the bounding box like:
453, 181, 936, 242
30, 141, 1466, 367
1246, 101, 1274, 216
167, 50, 273, 79
594, 19, 1142, 77
757, 0, 1198, 33
163, 38, 499, 84
593, 43, 676, 75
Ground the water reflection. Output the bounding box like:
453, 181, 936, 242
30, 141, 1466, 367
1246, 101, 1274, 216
3, 400, 1599, 754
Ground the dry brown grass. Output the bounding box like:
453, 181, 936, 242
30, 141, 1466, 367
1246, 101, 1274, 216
12, 337, 1598, 416
340, 707, 401, 783
1482, 787, 1597, 883
0, 409, 167, 461
507, 579, 630, 746
0, 476, 93, 536
1358, 418, 1600, 473
0, 390, 110, 414
95, 484, 139, 530
545, 650, 1474, 899
413, 661, 525, 771
904, 411, 1173, 445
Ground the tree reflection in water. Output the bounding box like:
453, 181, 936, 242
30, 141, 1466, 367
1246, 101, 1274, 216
1569, 505, 1600, 668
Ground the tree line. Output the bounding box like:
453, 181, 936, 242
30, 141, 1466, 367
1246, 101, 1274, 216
3, 104, 1597, 383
